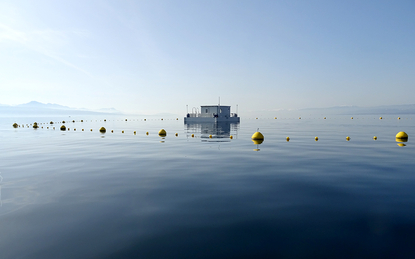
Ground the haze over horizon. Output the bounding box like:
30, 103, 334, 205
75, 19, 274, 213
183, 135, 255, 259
1, 0, 414, 115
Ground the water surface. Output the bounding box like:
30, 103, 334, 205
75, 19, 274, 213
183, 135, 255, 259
1, 115, 414, 258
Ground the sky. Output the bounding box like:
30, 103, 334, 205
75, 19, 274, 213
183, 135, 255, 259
0, 0, 414, 115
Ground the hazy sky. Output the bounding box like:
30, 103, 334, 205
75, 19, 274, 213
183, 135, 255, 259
1, 0, 414, 115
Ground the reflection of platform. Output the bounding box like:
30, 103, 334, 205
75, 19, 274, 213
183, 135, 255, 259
185, 122, 240, 142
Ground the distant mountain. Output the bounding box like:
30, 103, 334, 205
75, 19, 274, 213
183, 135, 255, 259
0, 101, 123, 116
17, 101, 71, 110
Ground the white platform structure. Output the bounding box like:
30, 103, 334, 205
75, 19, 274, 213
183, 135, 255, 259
184, 105, 240, 123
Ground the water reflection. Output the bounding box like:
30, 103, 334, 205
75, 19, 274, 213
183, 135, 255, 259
252, 139, 263, 151
396, 137, 408, 147
185, 122, 239, 142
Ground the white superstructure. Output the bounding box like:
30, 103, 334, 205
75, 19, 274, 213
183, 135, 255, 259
184, 105, 240, 123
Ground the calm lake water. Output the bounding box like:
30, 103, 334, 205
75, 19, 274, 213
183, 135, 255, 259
1, 114, 414, 258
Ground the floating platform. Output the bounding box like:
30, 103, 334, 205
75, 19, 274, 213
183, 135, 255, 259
184, 105, 240, 123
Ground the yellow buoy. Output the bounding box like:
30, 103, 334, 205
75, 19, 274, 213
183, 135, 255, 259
379, 117, 382, 120
324, 117, 326, 119
191, 134, 194, 138
315, 137, 318, 141
60, 125, 66, 131
274, 117, 277, 119
175, 133, 178, 136
161, 118, 163, 120
82, 129, 84, 131
74, 128, 76, 131
111, 130, 113, 133
230, 135, 233, 139
398, 117, 401, 120
144, 119, 146, 121
158, 129, 166, 136
176, 118, 178, 120
251, 132, 264, 140
346, 136, 350, 141
53, 127, 55, 130
12, 123, 18, 128
122, 130, 124, 133
90, 129, 93, 131
67, 128, 70, 131
299, 117, 301, 119
373, 136, 377, 140
50, 121, 54, 124
351, 117, 353, 119
286, 137, 290, 141
33, 122, 38, 129
99, 127, 106, 133
134, 131, 136, 135
146, 132, 149, 135
125, 119, 127, 121
62, 121, 65, 123
209, 135, 212, 138
396, 131, 408, 142
104, 119, 106, 122
81, 120, 83, 122
256, 118, 258, 120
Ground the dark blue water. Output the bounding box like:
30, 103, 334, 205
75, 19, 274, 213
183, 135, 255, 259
1, 115, 414, 258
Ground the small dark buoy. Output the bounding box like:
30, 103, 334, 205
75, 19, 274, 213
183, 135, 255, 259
99, 127, 106, 133
60, 125, 66, 131
12, 123, 18, 128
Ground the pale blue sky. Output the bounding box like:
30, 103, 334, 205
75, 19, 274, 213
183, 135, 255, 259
1, 0, 414, 115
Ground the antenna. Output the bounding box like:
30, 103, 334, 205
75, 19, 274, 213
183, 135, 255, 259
218, 97, 220, 115
186, 105, 188, 114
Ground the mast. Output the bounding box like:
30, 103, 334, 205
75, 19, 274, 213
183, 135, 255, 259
218, 97, 220, 116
